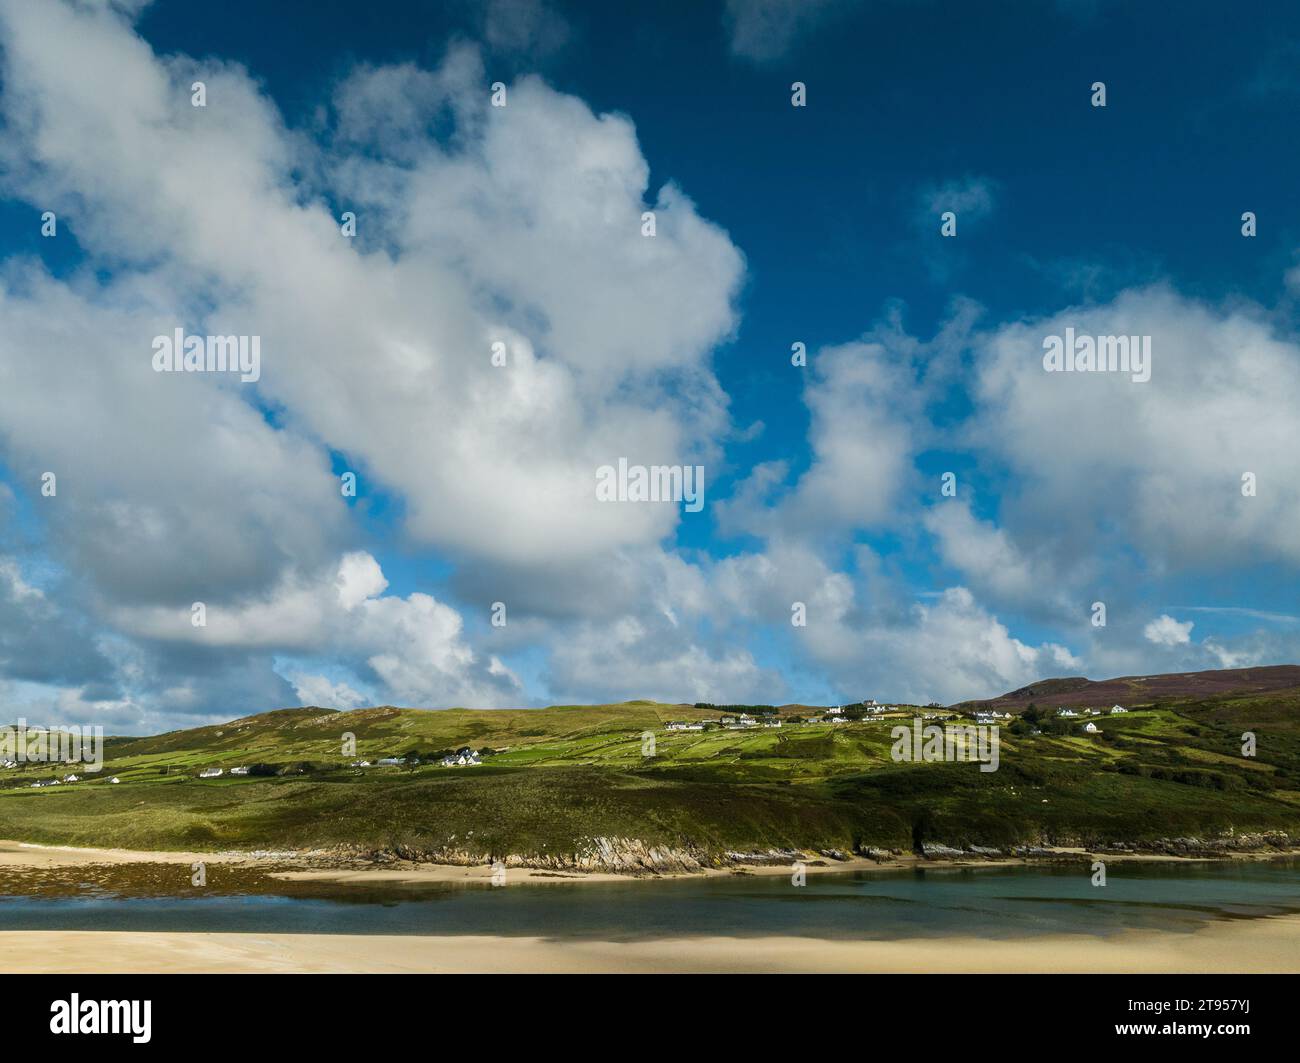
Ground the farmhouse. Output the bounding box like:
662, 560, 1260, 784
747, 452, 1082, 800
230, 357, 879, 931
1083, 722, 1100, 734
665, 721, 704, 731
1109, 705, 1127, 714
229, 766, 250, 776
198, 767, 223, 778
440, 749, 482, 767
1056, 708, 1078, 718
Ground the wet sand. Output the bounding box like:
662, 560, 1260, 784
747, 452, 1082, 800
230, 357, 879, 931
3, 914, 1299, 973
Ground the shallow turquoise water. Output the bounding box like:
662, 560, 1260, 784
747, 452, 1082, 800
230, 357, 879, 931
2, 859, 1298, 941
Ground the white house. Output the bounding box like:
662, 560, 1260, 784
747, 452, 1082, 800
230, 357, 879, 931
62, 774, 79, 783
198, 767, 223, 778
827, 706, 844, 716
110, 777, 120, 784
1082, 722, 1100, 734
1109, 705, 1127, 714
230, 766, 250, 776
665, 721, 704, 731
441, 749, 482, 767
377, 757, 406, 766
1057, 708, 1078, 718
762, 718, 783, 728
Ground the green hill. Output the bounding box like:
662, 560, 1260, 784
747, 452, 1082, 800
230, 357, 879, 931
2, 680, 1299, 866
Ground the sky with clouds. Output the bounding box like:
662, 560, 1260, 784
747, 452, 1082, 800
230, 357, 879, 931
1, 0, 1298, 732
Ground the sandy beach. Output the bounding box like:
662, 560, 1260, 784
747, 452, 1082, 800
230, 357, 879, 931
0, 840, 252, 870
3, 915, 1299, 973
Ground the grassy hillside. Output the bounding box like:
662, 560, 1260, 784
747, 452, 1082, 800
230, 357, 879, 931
2, 684, 1299, 862
954, 664, 1300, 713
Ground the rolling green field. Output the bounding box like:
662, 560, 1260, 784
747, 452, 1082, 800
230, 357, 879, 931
2, 688, 1299, 863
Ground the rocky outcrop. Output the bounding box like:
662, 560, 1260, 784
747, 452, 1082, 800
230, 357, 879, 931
545, 837, 704, 874
295, 830, 1299, 875
723, 848, 803, 866
921, 831, 1297, 861
919, 843, 965, 858
1093, 831, 1295, 856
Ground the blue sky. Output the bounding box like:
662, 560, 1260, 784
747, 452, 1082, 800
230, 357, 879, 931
1, 0, 1299, 732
